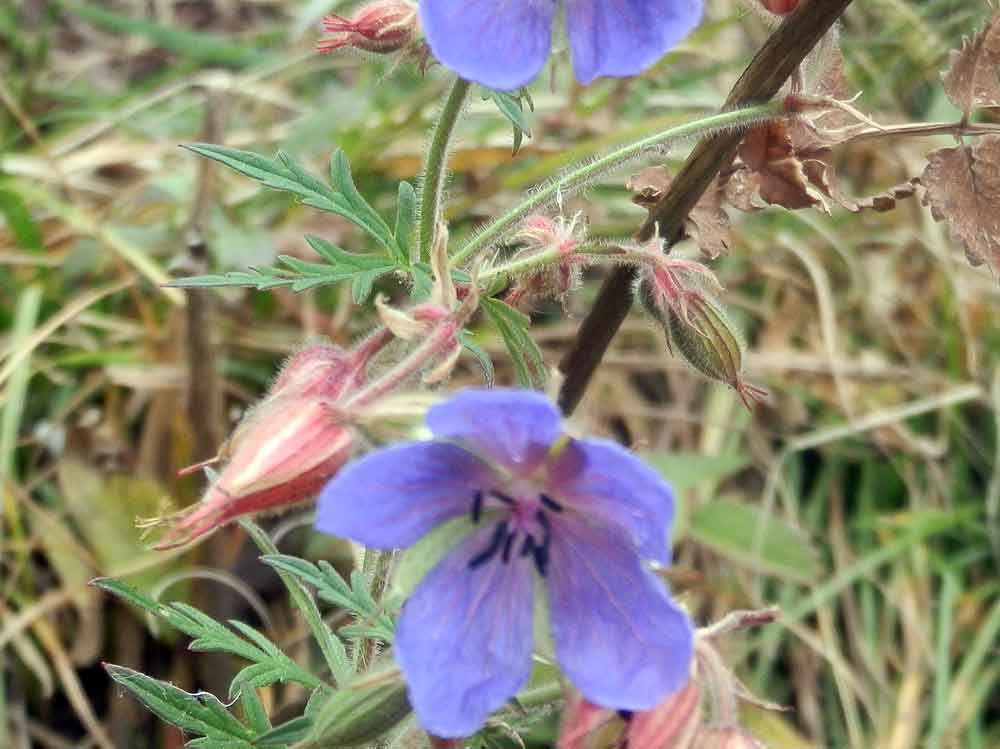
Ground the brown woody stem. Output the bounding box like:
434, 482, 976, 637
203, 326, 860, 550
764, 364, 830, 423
556, 0, 856, 415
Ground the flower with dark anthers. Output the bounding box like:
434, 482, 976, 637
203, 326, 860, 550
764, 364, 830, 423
316, 389, 693, 737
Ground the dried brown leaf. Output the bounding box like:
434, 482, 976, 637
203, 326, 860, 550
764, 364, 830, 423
943, 13, 1000, 116
627, 166, 732, 258
918, 134, 1000, 269
723, 121, 827, 212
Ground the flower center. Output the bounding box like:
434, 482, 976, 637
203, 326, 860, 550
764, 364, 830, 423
466, 490, 563, 576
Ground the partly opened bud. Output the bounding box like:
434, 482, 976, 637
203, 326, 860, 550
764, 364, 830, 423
151, 342, 385, 548
154, 396, 352, 548
317, 0, 418, 55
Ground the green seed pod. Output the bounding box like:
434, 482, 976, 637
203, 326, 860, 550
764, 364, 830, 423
664, 293, 766, 409
304, 677, 411, 748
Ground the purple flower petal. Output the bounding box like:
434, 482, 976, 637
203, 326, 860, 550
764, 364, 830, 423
419, 0, 557, 90
546, 518, 693, 710
565, 0, 703, 85
548, 438, 675, 563
315, 442, 492, 549
427, 389, 562, 474
395, 523, 536, 737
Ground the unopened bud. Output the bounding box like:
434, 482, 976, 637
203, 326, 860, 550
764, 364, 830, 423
655, 288, 766, 410
317, 0, 418, 55
627, 682, 701, 749
505, 213, 586, 311
305, 676, 411, 747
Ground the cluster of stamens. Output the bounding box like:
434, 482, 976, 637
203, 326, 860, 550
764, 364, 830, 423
467, 490, 563, 576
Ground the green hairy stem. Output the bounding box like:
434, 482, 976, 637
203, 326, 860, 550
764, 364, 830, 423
417, 77, 471, 263
451, 100, 785, 266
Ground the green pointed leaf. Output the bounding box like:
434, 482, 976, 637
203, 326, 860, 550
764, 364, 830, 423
105, 664, 254, 741
262, 555, 395, 642
481, 87, 533, 155
240, 689, 271, 735
92, 577, 161, 614
183, 145, 393, 251
167, 268, 292, 291
183, 145, 337, 208
329, 149, 395, 251
481, 298, 546, 387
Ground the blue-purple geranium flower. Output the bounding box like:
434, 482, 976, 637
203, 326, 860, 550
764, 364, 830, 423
419, 0, 704, 90
316, 389, 693, 737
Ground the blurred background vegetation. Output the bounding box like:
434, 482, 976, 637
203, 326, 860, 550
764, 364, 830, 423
1, 0, 998, 747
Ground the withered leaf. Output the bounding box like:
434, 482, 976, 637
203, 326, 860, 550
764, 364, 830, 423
627, 166, 732, 258
943, 13, 1000, 116
724, 121, 828, 212
918, 135, 1000, 269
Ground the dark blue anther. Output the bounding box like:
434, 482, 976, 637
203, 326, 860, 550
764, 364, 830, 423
520, 535, 536, 558
490, 490, 516, 505
471, 491, 484, 523
468, 522, 508, 569
533, 543, 549, 577
535, 510, 551, 538
501, 531, 516, 563
539, 493, 563, 512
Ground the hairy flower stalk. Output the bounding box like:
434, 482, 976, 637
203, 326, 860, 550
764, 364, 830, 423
417, 77, 471, 263
451, 101, 790, 266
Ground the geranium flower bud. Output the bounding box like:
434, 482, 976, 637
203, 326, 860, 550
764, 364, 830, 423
317, 0, 418, 55
650, 286, 767, 410
151, 340, 387, 548
505, 213, 587, 310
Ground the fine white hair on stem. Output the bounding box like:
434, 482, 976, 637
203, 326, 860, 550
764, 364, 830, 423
451, 101, 787, 267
